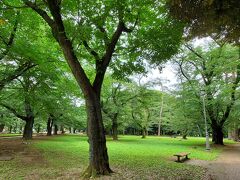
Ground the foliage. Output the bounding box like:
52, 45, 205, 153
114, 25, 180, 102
168, 0, 240, 44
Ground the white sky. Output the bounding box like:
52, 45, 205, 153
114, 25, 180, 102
141, 62, 178, 91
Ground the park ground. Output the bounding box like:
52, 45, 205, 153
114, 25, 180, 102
0, 135, 236, 180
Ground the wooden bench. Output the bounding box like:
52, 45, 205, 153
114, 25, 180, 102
173, 152, 190, 162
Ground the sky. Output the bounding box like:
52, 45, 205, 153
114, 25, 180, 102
141, 62, 178, 91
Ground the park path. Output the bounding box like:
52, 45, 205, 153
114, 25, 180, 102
207, 143, 240, 180
188, 143, 240, 180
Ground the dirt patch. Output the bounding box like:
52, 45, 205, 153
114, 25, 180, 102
0, 138, 45, 165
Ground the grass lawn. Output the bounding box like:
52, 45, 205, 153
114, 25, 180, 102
0, 135, 234, 179
0, 133, 22, 137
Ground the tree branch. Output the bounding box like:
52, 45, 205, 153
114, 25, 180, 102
82, 40, 101, 61
0, 61, 36, 91
184, 44, 206, 60
93, 21, 127, 93
26, 0, 93, 96
0, 103, 28, 121
23, 0, 55, 29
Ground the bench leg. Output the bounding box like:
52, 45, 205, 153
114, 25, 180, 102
186, 155, 188, 159
177, 156, 180, 162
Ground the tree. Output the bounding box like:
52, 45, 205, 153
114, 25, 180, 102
130, 81, 163, 138
171, 83, 203, 139
101, 77, 138, 140
2, 0, 184, 177
0, 69, 44, 139
175, 42, 240, 144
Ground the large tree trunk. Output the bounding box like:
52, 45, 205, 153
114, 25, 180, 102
23, 117, 34, 140
83, 95, 112, 178
212, 125, 224, 145
0, 124, 4, 132
112, 114, 118, 141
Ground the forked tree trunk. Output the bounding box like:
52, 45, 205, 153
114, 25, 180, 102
0, 124, 4, 132
23, 117, 34, 140
83, 95, 112, 178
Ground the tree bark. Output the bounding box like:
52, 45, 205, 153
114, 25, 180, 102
23, 117, 34, 140
212, 125, 224, 145
83, 95, 112, 177
0, 124, 4, 132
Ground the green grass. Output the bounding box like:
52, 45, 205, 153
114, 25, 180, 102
0, 135, 235, 179
0, 133, 22, 137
